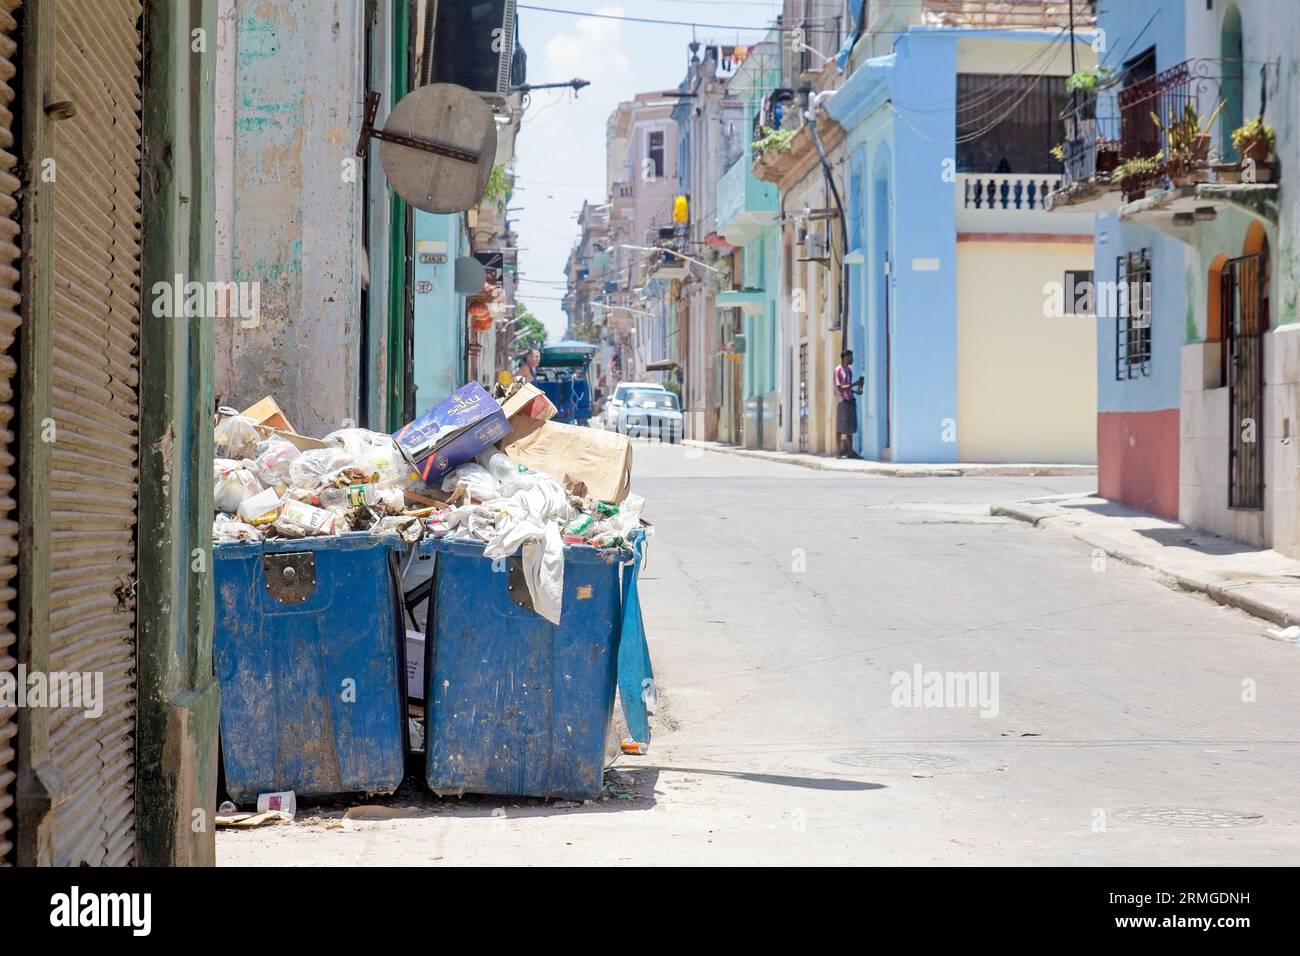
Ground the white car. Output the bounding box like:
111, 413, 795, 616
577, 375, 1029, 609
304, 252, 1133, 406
602, 381, 669, 430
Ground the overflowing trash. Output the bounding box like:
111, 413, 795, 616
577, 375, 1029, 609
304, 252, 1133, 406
212, 381, 651, 622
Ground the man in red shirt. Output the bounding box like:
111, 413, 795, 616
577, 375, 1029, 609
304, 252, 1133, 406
834, 349, 864, 458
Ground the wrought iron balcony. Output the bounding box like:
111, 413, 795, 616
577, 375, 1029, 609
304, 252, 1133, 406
1118, 58, 1243, 201
1050, 58, 1246, 209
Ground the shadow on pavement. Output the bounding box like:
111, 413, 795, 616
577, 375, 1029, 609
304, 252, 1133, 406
637, 765, 886, 792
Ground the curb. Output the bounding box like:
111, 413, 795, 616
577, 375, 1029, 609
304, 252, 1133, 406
682, 441, 1099, 478
992, 503, 1300, 630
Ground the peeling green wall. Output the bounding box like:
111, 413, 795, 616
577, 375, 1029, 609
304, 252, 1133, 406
136, 0, 220, 866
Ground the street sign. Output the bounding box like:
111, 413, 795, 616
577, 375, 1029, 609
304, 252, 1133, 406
365, 83, 498, 214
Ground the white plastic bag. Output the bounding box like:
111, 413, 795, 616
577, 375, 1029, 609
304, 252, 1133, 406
441, 463, 500, 502
213, 516, 263, 543
251, 437, 301, 490
214, 411, 262, 460
289, 447, 357, 492
323, 428, 413, 484
214, 459, 264, 513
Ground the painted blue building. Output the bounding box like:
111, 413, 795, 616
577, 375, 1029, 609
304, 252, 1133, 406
411, 211, 470, 416
716, 36, 783, 450
1052, 0, 1296, 552
827, 24, 1098, 463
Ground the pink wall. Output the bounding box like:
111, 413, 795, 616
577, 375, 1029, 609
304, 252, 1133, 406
1098, 410, 1180, 519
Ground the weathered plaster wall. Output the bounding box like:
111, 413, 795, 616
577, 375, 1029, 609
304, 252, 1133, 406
214, 0, 366, 436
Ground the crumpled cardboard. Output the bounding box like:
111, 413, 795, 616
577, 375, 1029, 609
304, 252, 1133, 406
241, 395, 296, 434
499, 381, 557, 423
499, 415, 632, 503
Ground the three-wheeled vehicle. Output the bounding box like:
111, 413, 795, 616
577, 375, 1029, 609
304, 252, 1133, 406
531, 340, 598, 426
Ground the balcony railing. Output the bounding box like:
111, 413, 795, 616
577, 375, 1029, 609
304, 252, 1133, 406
1060, 106, 1121, 188
962, 173, 1061, 211
1053, 58, 1246, 204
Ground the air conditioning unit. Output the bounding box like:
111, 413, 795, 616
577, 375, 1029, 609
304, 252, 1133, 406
429, 0, 517, 98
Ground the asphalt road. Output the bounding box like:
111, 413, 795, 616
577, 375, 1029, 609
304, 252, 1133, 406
218, 443, 1300, 865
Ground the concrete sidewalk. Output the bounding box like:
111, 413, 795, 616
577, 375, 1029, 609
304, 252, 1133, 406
682, 440, 1098, 478
994, 495, 1300, 631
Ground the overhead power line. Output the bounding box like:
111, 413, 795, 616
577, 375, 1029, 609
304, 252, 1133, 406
518, 4, 775, 31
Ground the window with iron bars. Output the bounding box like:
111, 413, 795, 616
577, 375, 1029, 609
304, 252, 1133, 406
1115, 248, 1152, 379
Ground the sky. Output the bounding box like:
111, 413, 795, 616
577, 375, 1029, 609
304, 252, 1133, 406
512, 1, 786, 339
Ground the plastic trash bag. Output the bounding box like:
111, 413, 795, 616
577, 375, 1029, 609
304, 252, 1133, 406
214, 410, 262, 460
251, 437, 301, 491
213, 515, 263, 543
289, 447, 357, 492
441, 463, 500, 502
214, 459, 264, 513
323, 427, 412, 484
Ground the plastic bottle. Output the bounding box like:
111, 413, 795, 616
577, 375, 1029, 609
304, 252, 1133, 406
315, 474, 408, 510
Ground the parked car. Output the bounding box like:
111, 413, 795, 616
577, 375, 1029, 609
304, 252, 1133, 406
602, 381, 669, 430
615, 388, 683, 443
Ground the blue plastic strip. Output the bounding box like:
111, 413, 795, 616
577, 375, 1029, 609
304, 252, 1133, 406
616, 532, 654, 746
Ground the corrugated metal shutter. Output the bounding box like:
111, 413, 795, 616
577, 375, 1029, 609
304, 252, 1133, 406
0, 0, 19, 867
45, 0, 144, 867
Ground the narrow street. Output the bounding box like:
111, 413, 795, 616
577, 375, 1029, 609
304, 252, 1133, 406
219, 445, 1300, 865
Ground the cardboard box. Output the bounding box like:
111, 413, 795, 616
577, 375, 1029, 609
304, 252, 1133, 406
241, 395, 296, 434
499, 382, 557, 423
500, 415, 632, 503
393, 382, 511, 488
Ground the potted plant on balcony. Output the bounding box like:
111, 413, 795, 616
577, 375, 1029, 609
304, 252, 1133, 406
1153, 102, 1224, 187
752, 125, 797, 182
1228, 118, 1276, 182
1190, 100, 1227, 164
1113, 154, 1162, 200
1065, 66, 1114, 94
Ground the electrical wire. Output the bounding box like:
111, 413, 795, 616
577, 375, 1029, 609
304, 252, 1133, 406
891, 27, 1069, 115
518, 4, 776, 32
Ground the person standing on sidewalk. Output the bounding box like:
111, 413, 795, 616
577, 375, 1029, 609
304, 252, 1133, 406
834, 350, 864, 459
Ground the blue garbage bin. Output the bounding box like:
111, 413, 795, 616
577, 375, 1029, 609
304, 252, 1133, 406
214, 532, 408, 802
421, 532, 648, 800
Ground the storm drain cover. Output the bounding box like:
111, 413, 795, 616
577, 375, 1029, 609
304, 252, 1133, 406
1111, 807, 1265, 829
830, 752, 962, 773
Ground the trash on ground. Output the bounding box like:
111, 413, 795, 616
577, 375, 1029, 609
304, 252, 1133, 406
257, 790, 297, 818
215, 810, 293, 829
1265, 624, 1300, 643
343, 805, 424, 821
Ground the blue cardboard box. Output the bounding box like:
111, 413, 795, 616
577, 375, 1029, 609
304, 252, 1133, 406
393, 382, 511, 488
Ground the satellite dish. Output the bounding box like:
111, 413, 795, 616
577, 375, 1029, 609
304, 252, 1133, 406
360, 83, 498, 214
